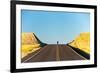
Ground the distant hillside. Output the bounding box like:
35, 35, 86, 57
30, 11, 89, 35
21, 32, 46, 58
68, 32, 90, 54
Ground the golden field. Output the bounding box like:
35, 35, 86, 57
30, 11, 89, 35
21, 44, 41, 58
21, 33, 41, 58
22, 33, 40, 45
69, 32, 90, 54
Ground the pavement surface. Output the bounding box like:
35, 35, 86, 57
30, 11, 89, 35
22, 44, 86, 63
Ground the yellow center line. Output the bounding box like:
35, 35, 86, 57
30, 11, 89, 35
56, 45, 60, 61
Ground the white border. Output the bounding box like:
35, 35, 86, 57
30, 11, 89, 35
16, 4, 94, 69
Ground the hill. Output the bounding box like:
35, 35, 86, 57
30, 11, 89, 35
21, 32, 46, 58
68, 32, 90, 54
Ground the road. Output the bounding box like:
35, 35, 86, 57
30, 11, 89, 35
22, 44, 86, 63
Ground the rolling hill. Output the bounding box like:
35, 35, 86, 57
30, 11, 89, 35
68, 32, 90, 54
21, 32, 46, 58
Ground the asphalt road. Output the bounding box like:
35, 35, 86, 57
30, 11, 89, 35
22, 44, 86, 63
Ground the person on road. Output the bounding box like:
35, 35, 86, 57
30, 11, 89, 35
57, 41, 59, 44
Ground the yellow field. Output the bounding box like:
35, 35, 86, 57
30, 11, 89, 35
69, 32, 90, 54
22, 33, 40, 44
21, 44, 41, 58
21, 32, 41, 58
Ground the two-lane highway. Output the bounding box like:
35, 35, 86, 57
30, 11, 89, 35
22, 44, 86, 63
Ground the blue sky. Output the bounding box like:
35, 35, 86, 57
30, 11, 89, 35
21, 10, 90, 44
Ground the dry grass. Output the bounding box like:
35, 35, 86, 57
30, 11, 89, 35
69, 32, 90, 54
21, 44, 41, 58
21, 32, 42, 58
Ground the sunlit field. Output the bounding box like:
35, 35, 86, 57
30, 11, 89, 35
21, 33, 41, 58
69, 32, 90, 54
21, 44, 41, 58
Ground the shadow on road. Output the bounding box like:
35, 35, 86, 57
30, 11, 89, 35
67, 44, 90, 59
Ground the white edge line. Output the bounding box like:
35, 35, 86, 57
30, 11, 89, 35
23, 45, 47, 63
66, 45, 87, 60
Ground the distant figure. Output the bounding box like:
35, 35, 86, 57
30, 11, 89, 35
57, 41, 59, 44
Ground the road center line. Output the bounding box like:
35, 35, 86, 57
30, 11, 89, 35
56, 45, 60, 61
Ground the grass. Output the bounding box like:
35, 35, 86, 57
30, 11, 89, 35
69, 32, 90, 54
21, 32, 47, 58
21, 44, 41, 58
